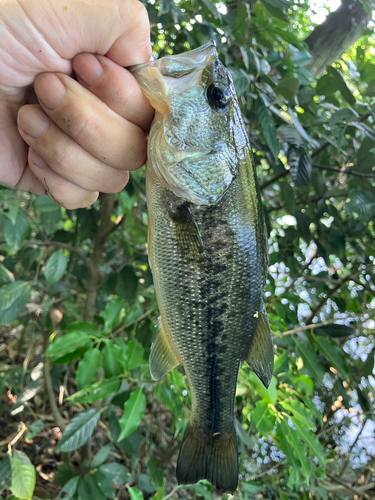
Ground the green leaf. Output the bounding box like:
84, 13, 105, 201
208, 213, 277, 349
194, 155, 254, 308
147, 459, 164, 489
67, 377, 121, 404
77, 474, 106, 500
127, 340, 145, 371
241, 482, 263, 494
314, 324, 355, 338
45, 250, 68, 286
277, 420, 299, 470
41, 210, 61, 235
45, 332, 92, 363
102, 343, 125, 378
128, 487, 144, 500
291, 416, 325, 465
262, 0, 290, 8
288, 149, 312, 187
279, 182, 296, 214
235, 418, 256, 449
57, 409, 100, 452
252, 400, 276, 435
0, 263, 14, 286
90, 444, 112, 470
76, 348, 101, 390
98, 463, 131, 485
118, 388, 146, 441
275, 77, 300, 101
0, 281, 31, 326
294, 211, 311, 243
255, 99, 280, 159
115, 266, 138, 303
94, 470, 116, 499
199, 0, 219, 17
1, 192, 19, 224
11, 451, 36, 500
357, 346, 375, 377
103, 297, 127, 332
230, 68, 251, 96
57, 476, 79, 499
4, 211, 29, 252
346, 190, 375, 219
313, 335, 349, 378
295, 340, 325, 384
34, 195, 60, 212
0, 454, 12, 491
262, 2, 289, 22
281, 400, 315, 430
66, 322, 102, 338
249, 372, 277, 404
231, 3, 249, 44
289, 108, 319, 148
317, 67, 355, 105
285, 421, 311, 482
277, 124, 303, 147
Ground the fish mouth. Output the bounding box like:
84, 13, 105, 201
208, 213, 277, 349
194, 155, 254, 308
129, 41, 218, 112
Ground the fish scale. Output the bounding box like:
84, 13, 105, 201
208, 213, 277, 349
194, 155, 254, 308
131, 41, 274, 493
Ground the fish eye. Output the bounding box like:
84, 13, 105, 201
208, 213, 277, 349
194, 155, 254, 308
206, 83, 231, 109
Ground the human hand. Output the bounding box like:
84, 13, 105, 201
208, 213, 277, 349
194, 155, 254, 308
0, 0, 153, 208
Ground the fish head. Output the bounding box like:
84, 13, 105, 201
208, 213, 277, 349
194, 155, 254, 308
131, 42, 248, 205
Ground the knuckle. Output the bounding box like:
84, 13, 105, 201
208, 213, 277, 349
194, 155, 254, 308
50, 140, 73, 167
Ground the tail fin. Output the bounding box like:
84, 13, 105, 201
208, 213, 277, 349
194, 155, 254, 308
176, 421, 238, 493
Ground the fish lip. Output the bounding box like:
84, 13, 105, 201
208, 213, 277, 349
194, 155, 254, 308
128, 40, 217, 74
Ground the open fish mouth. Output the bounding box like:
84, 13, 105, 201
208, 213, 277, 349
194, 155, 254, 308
129, 41, 217, 112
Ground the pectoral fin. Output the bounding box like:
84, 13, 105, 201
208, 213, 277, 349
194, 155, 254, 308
244, 306, 274, 388
150, 319, 180, 380
168, 201, 205, 268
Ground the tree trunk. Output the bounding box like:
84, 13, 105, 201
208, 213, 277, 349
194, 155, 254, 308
304, 0, 372, 77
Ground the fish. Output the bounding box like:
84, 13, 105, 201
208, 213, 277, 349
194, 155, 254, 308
130, 41, 274, 494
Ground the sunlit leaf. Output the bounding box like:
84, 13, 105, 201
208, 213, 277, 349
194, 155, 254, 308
118, 389, 146, 441
57, 409, 100, 452
11, 451, 36, 500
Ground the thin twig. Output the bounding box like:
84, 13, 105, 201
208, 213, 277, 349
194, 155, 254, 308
325, 472, 364, 496
314, 164, 375, 179
306, 265, 373, 324
339, 421, 365, 476
351, 278, 375, 297
113, 308, 156, 336
24, 240, 89, 266
43, 333, 66, 433
280, 312, 369, 337
20, 206, 48, 241
162, 485, 180, 500
260, 169, 288, 191
317, 410, 374, 436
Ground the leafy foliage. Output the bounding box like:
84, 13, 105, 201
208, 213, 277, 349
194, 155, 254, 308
0, 0, 374, 499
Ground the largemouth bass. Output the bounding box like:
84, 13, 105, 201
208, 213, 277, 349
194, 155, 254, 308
131, 41, 274, 493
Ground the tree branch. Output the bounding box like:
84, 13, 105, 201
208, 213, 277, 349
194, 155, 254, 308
24, 240, 89, 266
84, 194, 116, 323
260, 169, 288, 191
314, 164, 375, 179
306, 265, 372, 323
281, 312, 368, 337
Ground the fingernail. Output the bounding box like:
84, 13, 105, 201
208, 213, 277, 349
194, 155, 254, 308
18, 106, 50, 138
34, 73, 66, 110
75, 54, 103, 87
30, 149, 48, 169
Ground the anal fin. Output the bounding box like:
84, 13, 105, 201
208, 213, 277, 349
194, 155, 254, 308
150, 319, 180, 380
243, 305, 274, 388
